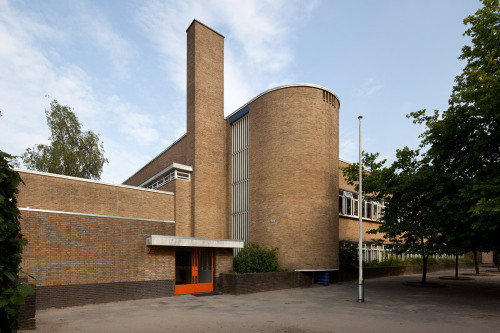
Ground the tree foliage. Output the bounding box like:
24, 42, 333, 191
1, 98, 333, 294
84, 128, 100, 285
0, 151, 34, 332
410, 0, 500, 259
21, 100, 108, 180
342, 0, 500, 280
341, 150, 446, 284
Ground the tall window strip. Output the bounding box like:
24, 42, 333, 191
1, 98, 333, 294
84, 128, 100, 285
231, 115, 249, 246
146, 170, 190, 190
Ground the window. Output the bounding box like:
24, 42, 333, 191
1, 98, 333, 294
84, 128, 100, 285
345, 191, 353, 216
339, 190, 344, 215
339, 189, 384, 222
146, 169, 191, 190
353, 194, 358, 216
372, 203, 379, 220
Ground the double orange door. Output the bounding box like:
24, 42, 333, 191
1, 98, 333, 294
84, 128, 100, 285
175, 248, 213, 295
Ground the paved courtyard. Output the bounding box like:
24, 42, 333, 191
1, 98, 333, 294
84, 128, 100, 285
25, 268, 500, 333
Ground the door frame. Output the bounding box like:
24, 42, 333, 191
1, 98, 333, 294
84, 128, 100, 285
175, 248, 214, 295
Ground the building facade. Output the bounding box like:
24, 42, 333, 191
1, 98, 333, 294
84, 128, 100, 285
17, 20, 384, 308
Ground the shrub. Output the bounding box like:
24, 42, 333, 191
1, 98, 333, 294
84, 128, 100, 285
339, 241, 358, 270
365, 256, 404, 268
405, 257, 424, 266
233, 243, 281, 273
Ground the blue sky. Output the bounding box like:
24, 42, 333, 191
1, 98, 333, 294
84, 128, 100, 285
0, 0, 481, 183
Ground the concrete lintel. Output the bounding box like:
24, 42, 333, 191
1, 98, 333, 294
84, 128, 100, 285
147, 235, 244, 249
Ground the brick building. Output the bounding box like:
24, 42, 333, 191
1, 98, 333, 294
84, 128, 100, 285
17, 20, 383, 308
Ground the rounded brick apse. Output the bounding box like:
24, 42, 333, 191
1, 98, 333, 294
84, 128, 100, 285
247, 85, 340, 270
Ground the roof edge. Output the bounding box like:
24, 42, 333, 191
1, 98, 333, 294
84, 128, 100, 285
187, 19, 225, 38
122, 133, 187, 184
225, 83, 340, 120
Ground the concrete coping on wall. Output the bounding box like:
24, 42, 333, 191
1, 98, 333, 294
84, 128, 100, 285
146, 235, 245, 248
19, 207, 176, 224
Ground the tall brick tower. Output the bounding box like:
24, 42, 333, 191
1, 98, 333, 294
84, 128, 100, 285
186, 20, 226, 239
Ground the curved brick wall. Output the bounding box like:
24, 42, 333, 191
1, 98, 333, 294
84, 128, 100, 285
248, 86, 339, 270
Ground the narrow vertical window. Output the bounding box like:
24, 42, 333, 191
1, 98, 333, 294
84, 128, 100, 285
339, 190, 344, 215
353, 194, 358, 216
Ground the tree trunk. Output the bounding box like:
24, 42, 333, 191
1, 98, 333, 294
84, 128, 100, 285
473, 251, 480, 274
422, 255, 428, 284
455, 254, 459, 279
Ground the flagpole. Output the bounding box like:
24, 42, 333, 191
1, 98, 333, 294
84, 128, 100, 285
358, 115, 364, 303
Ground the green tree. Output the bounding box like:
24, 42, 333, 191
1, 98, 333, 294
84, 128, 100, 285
21, 100, 108, 180
0, 151, 34, 332
410, 0, 500, 272
341, 150, 447, 284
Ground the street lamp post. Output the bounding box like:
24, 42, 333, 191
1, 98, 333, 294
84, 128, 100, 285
358, 115, 364, 303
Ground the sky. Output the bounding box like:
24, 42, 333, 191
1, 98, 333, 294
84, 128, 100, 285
0, 0, 482, 183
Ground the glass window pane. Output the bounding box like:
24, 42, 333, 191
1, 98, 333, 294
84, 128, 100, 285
175, 250, 192, 285
346, 197, 352, 216
198, 250, 212, 283
339, 195, 344, 214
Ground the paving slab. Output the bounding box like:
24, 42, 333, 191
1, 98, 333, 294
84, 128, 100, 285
24, 268, 500, 333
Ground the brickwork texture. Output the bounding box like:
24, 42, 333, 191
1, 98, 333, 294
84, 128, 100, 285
248, 86, 340, 270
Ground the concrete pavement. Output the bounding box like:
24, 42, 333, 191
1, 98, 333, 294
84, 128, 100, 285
25, 268, 500, 333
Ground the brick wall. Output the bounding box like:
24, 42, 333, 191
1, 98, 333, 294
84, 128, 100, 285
123, 135, 189, 186
339, 216, 385, 242
248, 86, 339, 270
220, 272, 313, 295
187, 20, 227, 240
18, 170, 174, 221
17, 170, 177, 308
20, 210, 175, 286
338, 160, 386, 243
214, 248, 234, 292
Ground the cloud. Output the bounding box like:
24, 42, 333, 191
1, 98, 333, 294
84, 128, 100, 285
0, 0, 321, 183
134, 0, 318, 114
339, 139, 356, 163
0, 1, 133, 179
353, 78, 384, 98
0, 2, 92, 155
75, 3, 134, 77
105, 95, 161, 145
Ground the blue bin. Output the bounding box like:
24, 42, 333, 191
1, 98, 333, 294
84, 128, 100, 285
314, 272, 330, 286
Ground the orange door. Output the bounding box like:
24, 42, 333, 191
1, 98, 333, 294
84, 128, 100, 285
175, 248, 213, 295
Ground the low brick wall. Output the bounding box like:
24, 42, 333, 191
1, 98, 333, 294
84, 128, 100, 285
334, 263, 475, 282
35, 279, 175, 309
19, 282, 36, 330
220, 272, 313, 295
